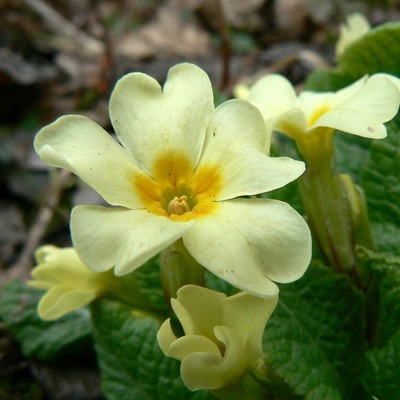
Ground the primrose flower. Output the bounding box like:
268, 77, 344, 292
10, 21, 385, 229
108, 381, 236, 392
28, 245, 114, 320
34, 63, 311, 297
157, 284, 278, 390
336, 13, 371, 57
246, 73, 400, 158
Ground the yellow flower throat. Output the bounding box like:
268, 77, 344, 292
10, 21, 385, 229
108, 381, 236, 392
134, 153, 222, 222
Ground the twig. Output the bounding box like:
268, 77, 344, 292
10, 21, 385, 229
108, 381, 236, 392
215, 0, 232, 92
22, 0, 104, 55
3, 169, 72, 287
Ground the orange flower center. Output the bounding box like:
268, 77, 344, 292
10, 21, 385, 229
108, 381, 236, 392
134, 153, 222, 222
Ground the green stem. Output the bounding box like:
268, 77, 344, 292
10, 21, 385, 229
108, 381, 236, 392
160, 239, 205, 302
213, 372, 267, 400
296, 129, 356, 273
299, 161, 356, 273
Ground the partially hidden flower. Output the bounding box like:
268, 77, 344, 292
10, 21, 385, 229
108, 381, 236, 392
335, 13, 371, 57
34, 63, 311, 297
245, 73, 400, 157
28, 245, 114, 320
157, 284, 278, 390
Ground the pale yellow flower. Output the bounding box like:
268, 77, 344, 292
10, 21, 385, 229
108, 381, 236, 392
232, 83, 250, 101
157, 284, 278, 390
34, 63, 311, 297
28, 245, 113, 320
246, 73, 400, 150
336, 13, 371, 57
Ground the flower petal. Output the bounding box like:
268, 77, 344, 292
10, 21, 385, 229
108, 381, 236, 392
321, 76, 366, 107
199, 101, 305, 200
31, 246, 95, 285
34, 115, 144, 208
37, 286, 95, 320
222, 292, 278, 361
313, 110, 388, 138
339, 76, 400, 121
247, 74, 309, 141
183, 198, 311, 297
156, 318, 179, 355
180, 326, 243, 390
171, 285, 225, 338
167, 334, 221, 361
312, 76, 400, 138
110, 63, 214, 173
271, 108, 309, 140
247, 74, 299, 119
335, 13, 370, 56
71, 205, 194, 275
205, 99, 268, 152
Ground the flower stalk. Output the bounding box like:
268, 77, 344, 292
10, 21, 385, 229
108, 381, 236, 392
296, 127, 375, 277
160, 239, 205, 302
296, 129, 356, 273
212, 371, 266, 400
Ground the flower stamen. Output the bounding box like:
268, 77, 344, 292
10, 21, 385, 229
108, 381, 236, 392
167, 195, 191, 215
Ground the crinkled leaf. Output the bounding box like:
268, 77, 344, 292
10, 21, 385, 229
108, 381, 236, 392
132, 254, 169, 313
262, 262, 366, 400
0, 279, 92, 361
307, 21, 400, 93
337, 21, 400, 77
361, 120, 400, 223
305, 69, 354, 93
361, 329, 400, 400
361, 118, 400, 254
90, 298, 214, 400
356, 247, 400, 347
334, 132, 372, 184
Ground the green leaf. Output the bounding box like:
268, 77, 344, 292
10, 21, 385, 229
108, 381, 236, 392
91, 298, 214, 400
262, 262, 366, 400
361, 118, 400, 254
361, 329, 400, 400
334, 132, 372, 184
132, 254, 169, 314
356, 247, 400, 347
306, 21, 400, 93
305, 69, 353, 93
337, 21, 400, 77
369, 222, 400, 256
362, 120, 400, 223
0, 279, 92, 361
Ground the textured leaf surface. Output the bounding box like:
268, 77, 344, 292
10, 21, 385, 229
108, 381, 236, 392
361, 329, 400, 400
306, 22, 400, 92
90, 298, 214, 400
361, 118, 400, 254
338, 21, 400, 77
132, 254, 169, 313
357, 247, 400, 347
262, 262, 366, 400
0, 279, 92, 361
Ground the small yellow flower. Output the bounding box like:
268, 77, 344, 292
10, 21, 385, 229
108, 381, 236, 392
34, 63, 312, 298
28, 245, 113, 320
245, 73, 400, 158
157, 284, 278, 390
336, 13, 371, 57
